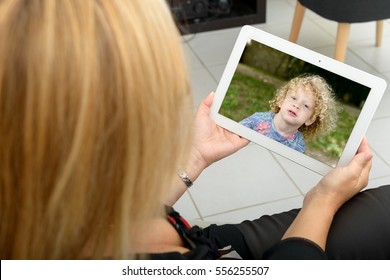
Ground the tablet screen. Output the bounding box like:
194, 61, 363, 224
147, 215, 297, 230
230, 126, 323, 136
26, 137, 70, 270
219, 39, 370, 168
210, 26, 386, 175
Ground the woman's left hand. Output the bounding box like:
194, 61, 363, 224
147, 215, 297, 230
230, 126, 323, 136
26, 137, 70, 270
188, 92, 249, 180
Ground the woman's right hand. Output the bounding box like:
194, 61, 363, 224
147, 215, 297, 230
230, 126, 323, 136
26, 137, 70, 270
281, 137, 373, 249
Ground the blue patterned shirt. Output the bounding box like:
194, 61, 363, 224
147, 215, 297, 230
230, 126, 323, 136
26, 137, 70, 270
240, 112, 306, 153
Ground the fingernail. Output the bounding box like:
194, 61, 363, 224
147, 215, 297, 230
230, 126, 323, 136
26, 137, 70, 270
365, 152, 373, 161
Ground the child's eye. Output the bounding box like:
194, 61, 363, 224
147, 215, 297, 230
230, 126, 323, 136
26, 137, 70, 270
304, 104, 310, 109
290, 96, 296, 100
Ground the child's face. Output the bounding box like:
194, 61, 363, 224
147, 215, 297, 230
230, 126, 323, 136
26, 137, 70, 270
278, 87, 316, 127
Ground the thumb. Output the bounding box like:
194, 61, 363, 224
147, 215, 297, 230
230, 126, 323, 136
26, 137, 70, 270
349, 150, 372, 170
346, 150, 372, 187
202, 92, 215, 108
196, 92, 214, 117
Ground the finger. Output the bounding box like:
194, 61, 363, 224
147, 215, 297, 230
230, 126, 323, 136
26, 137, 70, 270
348, 149, 372, 176
224, 129, 250, 149
202, 92, 214, 108
360, 159, 372, 186
195, 92, 214, 117
237, 137, 250, 149
227, 132, 250, 147
357, 136, 370, 155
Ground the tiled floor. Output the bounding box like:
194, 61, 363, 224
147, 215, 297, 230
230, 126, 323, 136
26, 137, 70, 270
173, 0, 390, 225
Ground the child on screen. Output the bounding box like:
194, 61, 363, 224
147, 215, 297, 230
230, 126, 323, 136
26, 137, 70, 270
240, 74, 338, 153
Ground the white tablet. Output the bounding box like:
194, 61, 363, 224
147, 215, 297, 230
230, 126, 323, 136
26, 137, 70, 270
210, 25, 386, 176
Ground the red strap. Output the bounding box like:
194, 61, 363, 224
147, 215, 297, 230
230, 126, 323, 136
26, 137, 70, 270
167, 213, 191, 230
179, 216, 191, 230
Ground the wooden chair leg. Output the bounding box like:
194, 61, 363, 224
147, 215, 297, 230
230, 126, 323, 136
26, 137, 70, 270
289, 1, 306, 43
334, 23, 351, 62
376, 20, 384, 47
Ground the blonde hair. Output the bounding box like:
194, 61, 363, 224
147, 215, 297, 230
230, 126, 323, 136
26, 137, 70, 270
0, 0, 192, 259
269, 74, 339, 139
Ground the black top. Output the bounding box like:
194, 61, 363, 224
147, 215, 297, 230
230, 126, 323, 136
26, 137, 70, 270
149, 207, 327, 260
299, 0, 390, 23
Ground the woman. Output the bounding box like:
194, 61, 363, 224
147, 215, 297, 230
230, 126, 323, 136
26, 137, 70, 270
1, 0, 389, 260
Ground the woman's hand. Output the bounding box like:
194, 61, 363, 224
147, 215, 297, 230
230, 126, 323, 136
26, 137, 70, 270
165, 93, 249, 206
188, 92, 249, 180
306, 137, 373, 213
282, 137, 373, 249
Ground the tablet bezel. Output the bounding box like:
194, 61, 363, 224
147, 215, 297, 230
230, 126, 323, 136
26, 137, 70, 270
210, 25, 387, 176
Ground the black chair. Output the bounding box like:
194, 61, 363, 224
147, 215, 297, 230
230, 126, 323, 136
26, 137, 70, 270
289, 0, 390, 62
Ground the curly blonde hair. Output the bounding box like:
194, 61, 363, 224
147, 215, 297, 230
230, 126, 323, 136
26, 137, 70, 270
269, 74, 339, 139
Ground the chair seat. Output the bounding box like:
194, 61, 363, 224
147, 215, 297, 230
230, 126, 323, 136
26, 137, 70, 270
299, 0, 390, 23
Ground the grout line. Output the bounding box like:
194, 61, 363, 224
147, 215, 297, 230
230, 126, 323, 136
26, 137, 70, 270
269, 151, 306, 196
347, 44, 390, 74
202, 194, 304, 219
370, 174, 390, 182
186, 43, 226, 84
372, 115, 390, 121
370, 144, 390, 169
186, 189, 205, 221
283, 0, 296, 9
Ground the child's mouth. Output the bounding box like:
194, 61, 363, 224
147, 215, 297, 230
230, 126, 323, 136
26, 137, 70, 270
288, 110, 297, 117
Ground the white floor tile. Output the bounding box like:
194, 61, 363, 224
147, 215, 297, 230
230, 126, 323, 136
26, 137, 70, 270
350, 22, 390, 43
203, 196, 303, 224
311, 20, 390, 44
276, 21, 335, 49
206, 64, 226, 84
190, 67, 218, 107
187, 28, 241, 68
369, 149, 390, 179
173, 192, 200, 221
189, 144, 301, 217
349, 36, 390, 73
367, 175, 390, 190
265, 0, 296, 26
344, 51, 383, 76
383, 71, 390, 80
272, 153, 322, 194
182, 42, 204, 70
373, 87, 390, 119
254, 22, 292, 41
366, 118, 390, 165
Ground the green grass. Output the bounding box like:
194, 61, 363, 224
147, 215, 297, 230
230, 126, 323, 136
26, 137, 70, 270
306, 108, 357, 158
220, 72, 277, 121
